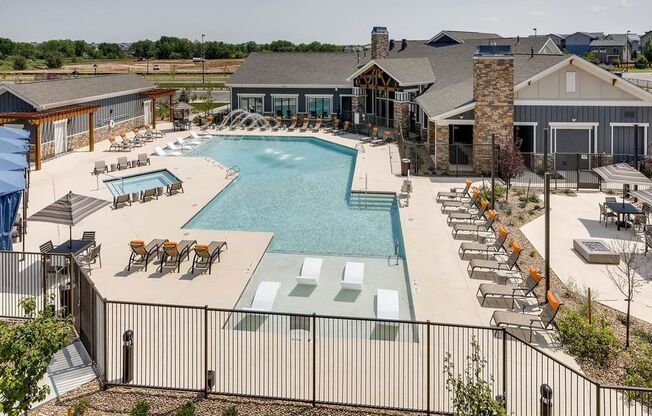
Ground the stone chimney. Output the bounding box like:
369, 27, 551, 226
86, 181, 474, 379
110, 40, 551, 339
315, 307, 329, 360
371, 27, 389, 60
472, 45, 514, 173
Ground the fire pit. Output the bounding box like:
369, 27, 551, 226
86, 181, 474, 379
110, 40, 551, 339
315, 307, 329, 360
573, 239, 620, 264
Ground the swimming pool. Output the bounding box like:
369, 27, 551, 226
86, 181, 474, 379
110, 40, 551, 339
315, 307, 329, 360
104, 169, 181, 197
184, 136, 404, 257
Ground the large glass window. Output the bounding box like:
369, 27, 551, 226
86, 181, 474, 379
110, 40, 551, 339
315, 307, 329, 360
307, 97, 332, 118
239, 96, 263, 114
273, 97, 297, 118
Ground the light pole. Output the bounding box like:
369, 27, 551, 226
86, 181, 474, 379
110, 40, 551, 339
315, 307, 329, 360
201, 34, 205, 85
93, 63, 97, 76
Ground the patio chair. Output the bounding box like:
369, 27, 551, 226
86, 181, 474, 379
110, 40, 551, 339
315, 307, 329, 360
127, 238, 167, 271
599, 203, 617, 227
376, 289, 400, 322
300, 118, 310, 132
244, 281, 280, 312
93, 161, 108, 175
158, 240, 196, 272
491, 291, 563, 342
645, 226, 652, 254
437, 179, 473, 202
137, 153, 150, 166
81, 231, 96, 247
459, 226, 509, 259
452, 210, 497, 239
341, 261, 364, 290
167, 182, 184, 195
39, 240, 54, 253
468, 240, 521, 278
296, 257, 323, 286
117, 156, 130, 170
113, 194, 131, 209
77, 244, 102, 274
447, 199, 489, 225
371, 130, 393, 146
312, 118, 322, 132
140, 188, 158, 202
287, 116, 298, 131
605, 197, 617, 203
441, 188, 480, 212
155, 146, 181, 157
477, 266, 542, 308
190, 241, 227, 274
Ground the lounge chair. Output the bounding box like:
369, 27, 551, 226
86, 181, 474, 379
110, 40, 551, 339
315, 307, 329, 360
245, 281, 281, 312
146, 126, 164, 138
127, 239, 167, 271
342, 121, 350, 133
137, 153, 150, 166
155, 146, 181, 157
167, 182, 184, 195
452, 210, 497, 239
312, 118, 322, 132
467, 240, 521, 278
376, 289, 400, 322
477, 266, 542, 308
330, 118, 340, 132
459, 226, 509, 259
93, 161, 108, 175
167, 142, 183, 151
447, 199, 489, 225
299, 118, 310, 132
176, 137, 198, 149
140, 188, 158, 202
118, 135, 137, 148
491, 291, 562, 342
287, 117, 298, 131
371, 130, 393, 146
296, 257, 323, 286
341, 261, 364, 290
190, 241, 227, 274
113, 194, 131, 209
371, 126, 380, 139
117, 156, 130, 170
158, 240, 196, 272
108, 136, 130, 152
189, 131, 208, 141
441, 188, 480, 212
436, 179, 472, 202
124, 132, 143, 147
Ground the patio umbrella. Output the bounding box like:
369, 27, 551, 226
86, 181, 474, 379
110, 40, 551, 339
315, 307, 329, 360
630, 189, 652, 206
28, 191, 110, 249
172, 102, 194, 111
593, 163, 652, 204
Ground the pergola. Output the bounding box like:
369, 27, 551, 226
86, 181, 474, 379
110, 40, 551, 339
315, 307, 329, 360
138, 88, 177, 129
0, 104, 98, 170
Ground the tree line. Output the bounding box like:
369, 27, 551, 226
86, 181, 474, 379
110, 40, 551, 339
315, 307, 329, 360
0, 36, 344, 70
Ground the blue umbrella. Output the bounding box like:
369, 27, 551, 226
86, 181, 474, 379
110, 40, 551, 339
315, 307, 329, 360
0, 137, 29, 154
0, 126, 30, 140
0, 153, 28, 171
0, 171, 26, 197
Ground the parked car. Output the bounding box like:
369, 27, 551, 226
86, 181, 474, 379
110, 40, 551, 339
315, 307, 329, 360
152, 64, 160, 71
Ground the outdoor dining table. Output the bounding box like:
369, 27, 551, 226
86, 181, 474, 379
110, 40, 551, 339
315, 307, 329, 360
605, 202, 643, 231
50, 239, 94, 255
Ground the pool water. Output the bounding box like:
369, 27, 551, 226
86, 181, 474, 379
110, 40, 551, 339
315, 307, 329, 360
184, 136, 403, 257
104, 169, 180, 197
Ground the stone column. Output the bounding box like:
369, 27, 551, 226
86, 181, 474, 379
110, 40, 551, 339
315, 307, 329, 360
430, 121, 450, 172
393, 100, 410, 135
351, 88, 366, 124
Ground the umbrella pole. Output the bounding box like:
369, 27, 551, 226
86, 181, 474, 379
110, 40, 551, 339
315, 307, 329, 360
69, 225, 72, 249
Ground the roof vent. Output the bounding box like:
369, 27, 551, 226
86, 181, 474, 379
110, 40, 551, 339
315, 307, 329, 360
401, 39, 408, 50
474, 45, 513, 57
530, 47, 534, 58
389, 39, 396, 50
516, 35, 520, 44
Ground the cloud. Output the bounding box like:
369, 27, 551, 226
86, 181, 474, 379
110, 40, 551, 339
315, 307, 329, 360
619, 0, 634, 7
590, 4, 608, 12
529, 10, 546, 17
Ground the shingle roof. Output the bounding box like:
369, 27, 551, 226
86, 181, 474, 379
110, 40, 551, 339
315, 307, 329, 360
0, 74, 155, 110
590, 34, 629, 47
227, 52, 366, 87
373, 58, 436, 86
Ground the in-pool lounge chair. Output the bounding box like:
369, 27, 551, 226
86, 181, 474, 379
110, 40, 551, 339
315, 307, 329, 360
341, 261, 364, 290
189, 131, 208, 141
127, 239, 167, 271
158, 240, 196, 272
177, 137, 199, 149
441, 188, 480, 213
468, 240, 521, 278
296, 257, 323, 286
477, 266, 543, 308
245, 281, 281, 312
190, 241, 227, 274
459, 226, 509, 259
437, 179, 472, 202
452, 210, 497, 239
93, 161, 108, 175
491, 291, 563, 342
447, 199, 489, 225
117, 156, 130, 170
137, 153, 150, 166
155, 146, 181, 157
167, 142, 182, 151
376, 289, 400, 322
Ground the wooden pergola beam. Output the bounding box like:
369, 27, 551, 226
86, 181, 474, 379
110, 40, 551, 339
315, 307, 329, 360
138, 88, 176, 129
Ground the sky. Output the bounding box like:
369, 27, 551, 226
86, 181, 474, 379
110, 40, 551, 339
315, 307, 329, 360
2, 0, 651, 44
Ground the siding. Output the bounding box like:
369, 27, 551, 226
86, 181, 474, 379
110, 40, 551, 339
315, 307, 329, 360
515, 105, 652, 154
0, 91, 33, 112
230, 87, 353, 115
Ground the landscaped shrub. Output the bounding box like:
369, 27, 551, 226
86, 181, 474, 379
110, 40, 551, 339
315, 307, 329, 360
222, 406, 238, 416
176, 401, 195, 416
556, 308, 618, 367
129, 401, 150, 416
624, 343, 652, 388
479, 182, 506, 205
71, 399, 89, 416
12, 55, 26, 70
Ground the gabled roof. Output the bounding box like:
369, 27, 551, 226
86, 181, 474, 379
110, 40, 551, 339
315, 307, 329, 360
346, 58, 436, 86
426, 30, 501, 45
590, 34, 630, 47
227, 52, 366, 87
568, 32, 605, 40
0, 74, 155, 111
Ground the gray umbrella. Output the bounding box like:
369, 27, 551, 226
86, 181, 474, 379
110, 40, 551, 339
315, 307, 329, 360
28, 191, 110, 248
593, 163, 652, 205
172, 102, 194, 111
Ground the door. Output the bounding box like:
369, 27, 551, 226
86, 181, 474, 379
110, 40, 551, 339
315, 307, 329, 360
612, 126, 646, 164
143, 100, 152, 125
340, 96, 352, 121
53, 119, 68, 155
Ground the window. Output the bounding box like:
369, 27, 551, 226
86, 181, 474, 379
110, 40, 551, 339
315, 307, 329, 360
307, 96, 332, 118
239, 96, 263, 114
566, 71, 576, 93
273, 97, 297, 118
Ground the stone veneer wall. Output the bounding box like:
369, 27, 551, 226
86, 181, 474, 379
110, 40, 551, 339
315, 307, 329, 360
393, 101, 410, 134
371, 32, 389, 60
351, 94, 366, 118
41, 116, 145, 161
427, 121, 450, 172
472, 56, 514, 174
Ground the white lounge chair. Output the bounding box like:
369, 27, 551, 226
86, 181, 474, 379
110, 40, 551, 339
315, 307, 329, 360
190, 131, 210, 140
341, 261, 364, 290
155, 146, 181, 157
295, 257, 323, 286
167, 141, 184, 151
176, 137, 200, 149
245, 281, 280, 311
376, 289, 400, 321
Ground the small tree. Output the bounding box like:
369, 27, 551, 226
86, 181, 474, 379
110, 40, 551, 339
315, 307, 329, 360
44, 51, 63, 69
0, 298, 72, 415
12, 55, 27, 70
606, 238, 649, 349
584, 51, 601, 65
498, 138, 525, 201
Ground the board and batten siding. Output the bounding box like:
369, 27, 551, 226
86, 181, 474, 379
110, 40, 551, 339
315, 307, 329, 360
230, 87, 353, 115
515, 105, 652, 154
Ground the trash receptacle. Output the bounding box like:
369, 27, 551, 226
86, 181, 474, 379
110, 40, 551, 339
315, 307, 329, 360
401, 159, 411, 176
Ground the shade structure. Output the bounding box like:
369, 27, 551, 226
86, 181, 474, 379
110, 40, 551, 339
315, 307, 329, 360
0, 126, 30, 140
593, 163, 652, 187
0, 153, 28, 171
630, 189, 652, 206
0, 137, 29, 154
172, 102, 194, 111
28, 191, 110, 246
0, 171, 26, 197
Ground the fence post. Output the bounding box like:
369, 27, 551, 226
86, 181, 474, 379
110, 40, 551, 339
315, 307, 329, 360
41, 254, 47, 311
576, 153, 580, 191
312, 313, 317, 407
102, 298, 108, 390
502, 329, 508, 409
595, 383, 601, 416
204, 305, 209, 395
426, 321, 431, 414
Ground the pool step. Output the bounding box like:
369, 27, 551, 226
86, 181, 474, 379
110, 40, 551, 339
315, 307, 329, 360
348, 192, 397, 210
